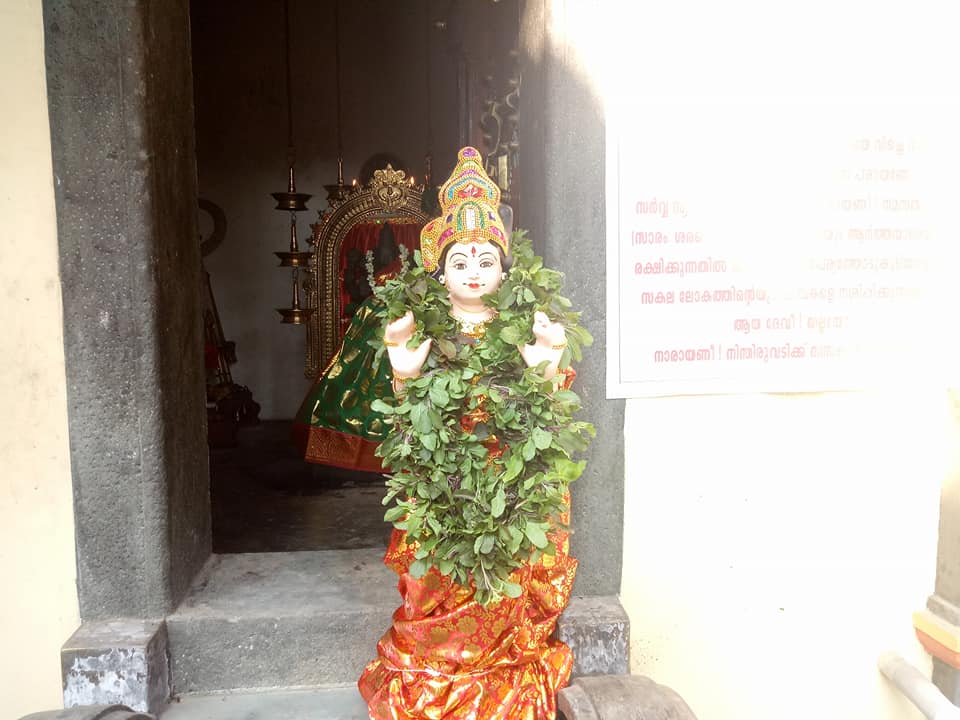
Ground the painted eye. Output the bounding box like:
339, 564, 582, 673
480, 260, 494, 268
453, 262, 467, 270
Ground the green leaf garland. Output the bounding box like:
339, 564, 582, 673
370, 231, 595, 607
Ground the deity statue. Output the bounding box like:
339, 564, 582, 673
291, 222, 407, 472
358, 147, 592, 720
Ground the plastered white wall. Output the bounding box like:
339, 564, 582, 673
621, 391, 948, 720
0, 1, 80, 714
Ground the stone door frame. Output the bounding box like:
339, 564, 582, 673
42, 0, 630, 711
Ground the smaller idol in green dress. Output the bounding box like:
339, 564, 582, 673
291, 224, 407, 472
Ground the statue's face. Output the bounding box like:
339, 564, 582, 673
443, 241, 503, 310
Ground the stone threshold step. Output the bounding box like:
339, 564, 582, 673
166, 549, 629, 695
166, 549, 397, 694
160, 686, 367, 720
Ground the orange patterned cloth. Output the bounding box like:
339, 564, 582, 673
359, 520, 577, 720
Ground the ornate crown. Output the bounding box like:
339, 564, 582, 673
420, 147, 508, 272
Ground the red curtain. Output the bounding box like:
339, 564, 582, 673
336, 221, 422, 340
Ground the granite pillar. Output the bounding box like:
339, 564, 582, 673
43, 0, 210, 710
44, 0, 209, 625
61, 621, 168, 715
518, 0, 625, 601
558, 597, 630, 677
518, 0, 628, 678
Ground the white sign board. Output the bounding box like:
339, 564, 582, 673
606, 97, 960, 398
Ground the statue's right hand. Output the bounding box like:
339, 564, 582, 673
384, 310, 432, 379
384, 310, 416, 345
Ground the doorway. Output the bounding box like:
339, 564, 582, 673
43, 0, 625, 706
189, 0, 521, 554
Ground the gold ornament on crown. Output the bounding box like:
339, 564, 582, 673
420, 147, 509, 273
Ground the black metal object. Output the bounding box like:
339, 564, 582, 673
19, 705, 154, 720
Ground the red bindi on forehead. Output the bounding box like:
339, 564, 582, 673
471, 246, 476, 256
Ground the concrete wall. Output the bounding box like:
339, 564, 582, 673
0, 1, 79, 714
192, 0, 463, 419
528, 2, 949, 715
621, 390, 947, 719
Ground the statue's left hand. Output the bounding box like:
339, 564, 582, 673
385, 310, 432, 379
520, 311, 566, 378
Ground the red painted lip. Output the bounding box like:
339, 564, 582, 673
468, 283, 480, 289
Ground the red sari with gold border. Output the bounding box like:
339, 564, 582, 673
358, 510, 576, 720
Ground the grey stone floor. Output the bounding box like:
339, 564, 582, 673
211, 420, 391, 553
172, 548, 398, 619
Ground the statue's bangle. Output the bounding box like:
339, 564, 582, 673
551, 342, 567, 350
392, 375, 415, 392
384, 339, 399, 347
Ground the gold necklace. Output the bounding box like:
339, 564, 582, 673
454, 312, 495, 343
